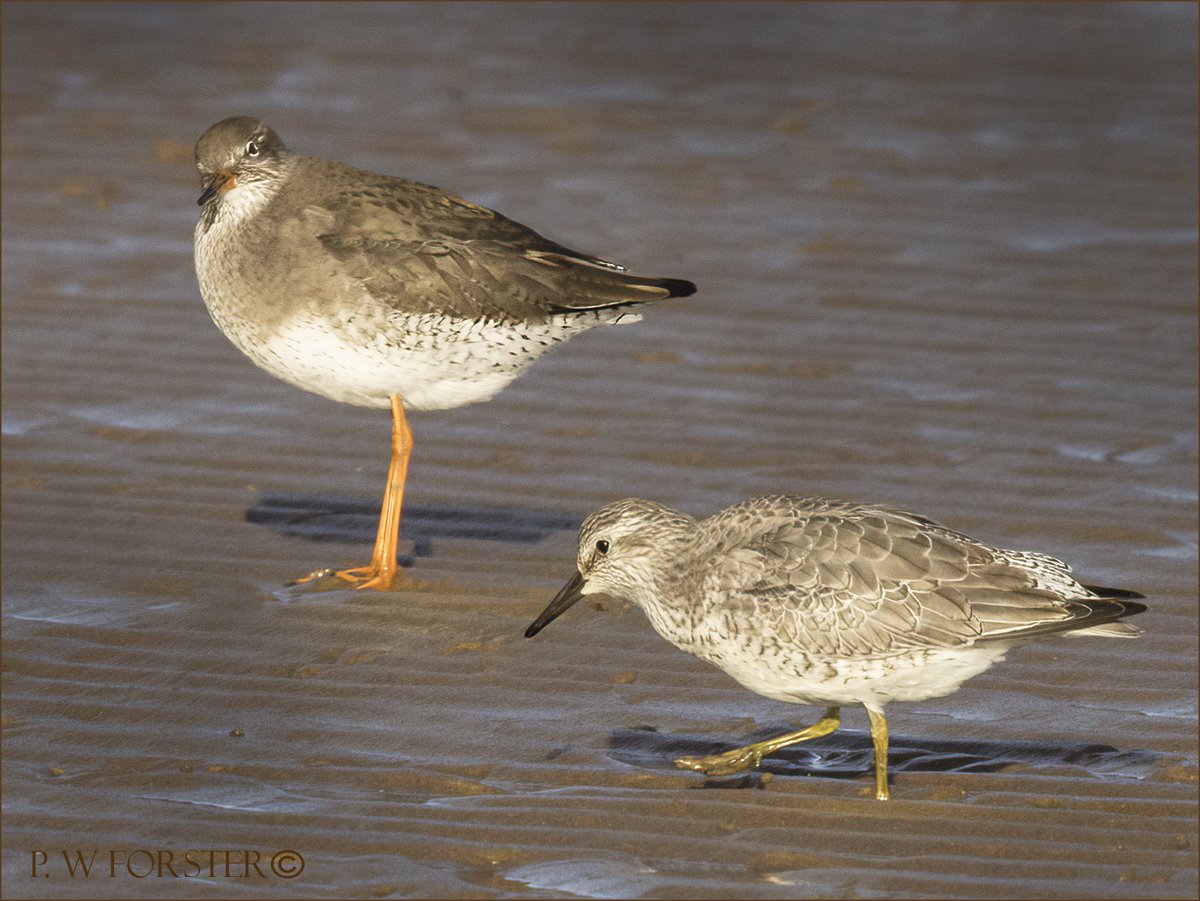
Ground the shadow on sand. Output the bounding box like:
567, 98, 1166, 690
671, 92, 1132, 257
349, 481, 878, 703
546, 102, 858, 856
608, 724, 1158, 789
246, 491, 581, 561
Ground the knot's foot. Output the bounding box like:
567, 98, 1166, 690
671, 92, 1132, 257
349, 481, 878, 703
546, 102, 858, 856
287, 565, 399, 592
674, 747, 763, 777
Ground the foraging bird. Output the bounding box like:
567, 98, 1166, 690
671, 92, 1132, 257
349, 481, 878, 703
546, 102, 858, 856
193, 117, 694, 590
525, 496, 1145, 800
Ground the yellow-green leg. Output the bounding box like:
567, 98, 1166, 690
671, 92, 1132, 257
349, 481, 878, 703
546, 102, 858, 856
674, 707, 841, 776
865, 703, 889, 801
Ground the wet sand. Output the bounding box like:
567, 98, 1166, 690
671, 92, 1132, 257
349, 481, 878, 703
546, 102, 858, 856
3, 2, 1197, 898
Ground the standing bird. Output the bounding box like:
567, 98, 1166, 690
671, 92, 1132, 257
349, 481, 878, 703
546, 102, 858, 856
525, 496, 1145, 800
193, 117, 694, 590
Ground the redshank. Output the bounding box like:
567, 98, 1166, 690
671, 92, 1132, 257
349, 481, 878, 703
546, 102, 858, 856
525, 495, 1146, 800
192, 117, 694, 590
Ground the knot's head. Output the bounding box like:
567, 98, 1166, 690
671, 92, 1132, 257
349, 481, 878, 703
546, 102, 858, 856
575, 497, 694, 572
525, 498, 696, 638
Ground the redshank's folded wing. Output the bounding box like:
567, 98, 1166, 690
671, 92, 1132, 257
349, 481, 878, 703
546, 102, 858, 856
703, 496, 1117, 656
292, 163, 694, 322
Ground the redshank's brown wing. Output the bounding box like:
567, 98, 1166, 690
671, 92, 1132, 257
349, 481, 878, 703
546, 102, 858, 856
290, 158, 695, 323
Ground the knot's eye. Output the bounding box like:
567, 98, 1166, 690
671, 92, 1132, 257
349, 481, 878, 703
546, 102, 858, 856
595, 539, 610, 555
245, 141, 261, 157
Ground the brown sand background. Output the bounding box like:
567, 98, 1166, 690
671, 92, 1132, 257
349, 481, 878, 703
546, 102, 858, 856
3, 2, 1197, 898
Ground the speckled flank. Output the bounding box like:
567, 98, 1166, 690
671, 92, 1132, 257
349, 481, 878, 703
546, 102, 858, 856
257, 309, 626, 409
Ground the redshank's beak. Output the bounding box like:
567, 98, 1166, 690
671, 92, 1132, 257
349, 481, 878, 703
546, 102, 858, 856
525, 570, 587, 638
197, 169, 236, 206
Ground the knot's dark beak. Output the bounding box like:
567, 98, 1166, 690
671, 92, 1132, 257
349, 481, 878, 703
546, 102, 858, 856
525, 570, 587, 638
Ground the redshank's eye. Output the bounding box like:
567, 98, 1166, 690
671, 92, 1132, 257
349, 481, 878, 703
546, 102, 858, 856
595, 539, 610, 555
245, 141, 260, 158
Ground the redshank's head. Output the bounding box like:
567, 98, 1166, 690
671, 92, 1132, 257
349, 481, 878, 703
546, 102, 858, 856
525, 498, 697, 638
194, 116, 289, 207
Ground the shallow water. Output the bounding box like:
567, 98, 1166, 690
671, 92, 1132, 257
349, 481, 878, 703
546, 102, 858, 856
3, 2, 1197, 898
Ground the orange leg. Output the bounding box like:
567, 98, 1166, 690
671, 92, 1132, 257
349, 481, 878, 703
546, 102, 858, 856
292, 395, 411, 591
